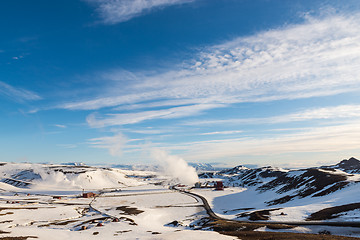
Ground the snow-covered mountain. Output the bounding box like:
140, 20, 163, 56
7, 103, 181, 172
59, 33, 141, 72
326, 157, 360, 174
188, 163, 219, 172
198, 157, 360, 221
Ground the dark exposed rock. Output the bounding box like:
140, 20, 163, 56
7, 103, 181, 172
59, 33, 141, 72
237, 208, 282, 221
198, 172, 214, 178
219, 166, 249, 175
336, 157, 360, 173
307, 202, 360, 221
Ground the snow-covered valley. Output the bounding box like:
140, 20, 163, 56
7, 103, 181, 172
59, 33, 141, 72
0, 158, 360, 239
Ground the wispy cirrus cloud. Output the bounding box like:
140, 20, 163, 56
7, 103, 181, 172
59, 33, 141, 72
87, 103, 224, 127
53, 124, 67, 129
0, 81, 41, 103
86, 0, 195, 24
172, 122, 360, 162
200, 130, 243, 136
185, 104, 360, 126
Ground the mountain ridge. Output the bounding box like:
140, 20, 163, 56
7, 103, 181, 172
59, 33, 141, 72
200, 157, 360, 207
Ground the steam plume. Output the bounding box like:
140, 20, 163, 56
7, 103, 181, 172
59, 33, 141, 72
152, 149, 199, 185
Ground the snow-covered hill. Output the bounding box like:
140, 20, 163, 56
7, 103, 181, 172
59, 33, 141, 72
326, 157, 360, 174
198, 157, 360, 223
0, 163, 150, 192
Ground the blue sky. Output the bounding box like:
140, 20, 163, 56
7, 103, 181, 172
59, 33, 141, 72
1, 0, 360, 167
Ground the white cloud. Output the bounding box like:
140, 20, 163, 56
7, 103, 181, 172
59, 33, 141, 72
59, 13, 360, 115
272, 105, 360, 122
88, 133, 127, 156
200, 130, 243, 135
126, 128, 172, 135
87, 103, 223, 127
53, 124, 67, 128
185, 104, 360, 126
0, 81, 41, 102
12, 56, 23, 60
174, 122, 360, 162
87, 0, 195, 24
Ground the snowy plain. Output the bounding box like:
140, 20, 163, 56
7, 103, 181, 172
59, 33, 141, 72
0, 163, 234, 240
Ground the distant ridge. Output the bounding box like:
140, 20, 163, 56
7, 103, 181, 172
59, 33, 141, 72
324, 157, 360, 173
200, 157, 359, 206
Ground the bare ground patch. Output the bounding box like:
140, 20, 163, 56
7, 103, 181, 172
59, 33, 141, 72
206, 219, 293, 232
0, 237, 37, 240
0, 221, 13, 224
237, 208, 282, 221
0, 212, 13, 216
205, 219, 360, 240
38, 219, 79, 227
0, 207, 55, 211
219, 231, 360, 240
223, 208, 255, 214
307, 202, 360, 221
73, 216, 109, 228
119, 217, 137, 225
116, 206, 144, 215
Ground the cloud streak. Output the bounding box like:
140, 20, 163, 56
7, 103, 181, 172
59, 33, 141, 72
0, 81, 41, 102
185, 104, 360, 126
60, 13, 360, 115
174, 122, 360, 162
200, 130, 243, 136
87, 103, 223, 127
53, 124, 67, 129
87, 0, 195, 24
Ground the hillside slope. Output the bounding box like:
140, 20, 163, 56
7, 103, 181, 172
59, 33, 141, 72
198, 157, 360, 222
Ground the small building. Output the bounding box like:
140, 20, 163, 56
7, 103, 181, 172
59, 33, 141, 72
215, 181, 224, 190
53, 196, 62, 200
82, 192, 97, 198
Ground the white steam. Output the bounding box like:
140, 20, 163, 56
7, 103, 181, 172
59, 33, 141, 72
31, 165, 140, 190
152, 149, 199, 185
